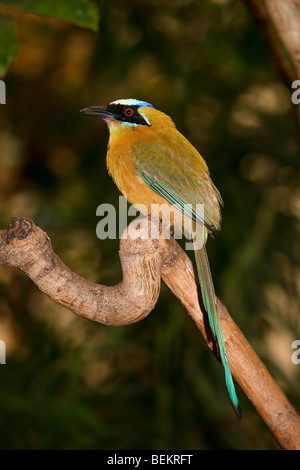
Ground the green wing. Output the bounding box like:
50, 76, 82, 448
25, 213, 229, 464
132, 136, 241, 420
132, 133, 223, 235
139, 171, 215, 233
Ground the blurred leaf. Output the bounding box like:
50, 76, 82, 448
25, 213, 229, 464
0, 387, 104, 449
0, 14, 18, 77
0, 0, 299, 450
0, 0, 99, 31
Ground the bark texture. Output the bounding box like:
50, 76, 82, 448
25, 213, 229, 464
0, 216, 300, 449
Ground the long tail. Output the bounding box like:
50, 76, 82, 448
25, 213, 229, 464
194, 242, 241, 421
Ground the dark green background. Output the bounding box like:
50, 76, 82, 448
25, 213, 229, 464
0, 0, 299, 450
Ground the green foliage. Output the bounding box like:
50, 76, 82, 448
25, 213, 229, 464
0, 15, 17, 76
0, 0, 299, 450
0, 0, 99, 75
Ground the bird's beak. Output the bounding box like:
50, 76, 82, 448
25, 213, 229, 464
80, 106, 112, 120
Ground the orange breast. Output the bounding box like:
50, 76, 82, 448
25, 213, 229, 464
106, 126, 185, 231
107, 138, 167, 208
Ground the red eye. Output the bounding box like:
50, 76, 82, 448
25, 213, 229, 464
124, 108, 134, 116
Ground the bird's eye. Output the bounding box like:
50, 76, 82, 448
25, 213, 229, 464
124, 108, 134, 117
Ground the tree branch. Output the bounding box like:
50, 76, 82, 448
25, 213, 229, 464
243, 0, 300, 124
0, 217, 178, 326
1, 216, 300, 449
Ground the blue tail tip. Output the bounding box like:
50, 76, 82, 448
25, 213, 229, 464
235, 404, 242, 423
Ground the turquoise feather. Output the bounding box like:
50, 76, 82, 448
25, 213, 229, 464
82, 99, 241, 419
194, 244, 241, 420
137, 168, 241, 421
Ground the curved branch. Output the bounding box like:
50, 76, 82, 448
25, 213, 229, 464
0, 217, 178, 326
243, 0, 298, 86
162, 249, 300, 450
264, 0, 300, 77
243, 0, 300, 124
0, 217, 300, 449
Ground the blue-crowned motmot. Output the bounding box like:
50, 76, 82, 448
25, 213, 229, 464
81, 99, 241, 420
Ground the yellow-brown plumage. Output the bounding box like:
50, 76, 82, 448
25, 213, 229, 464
81, 99, 241, 420
106, 106, 222, 235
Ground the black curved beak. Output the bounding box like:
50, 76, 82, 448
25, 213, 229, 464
80, 106, 112, 120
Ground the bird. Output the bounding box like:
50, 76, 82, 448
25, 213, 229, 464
80, 98, 241, 420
